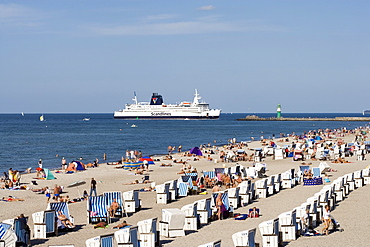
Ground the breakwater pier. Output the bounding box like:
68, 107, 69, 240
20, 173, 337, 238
236, 115, 370, 121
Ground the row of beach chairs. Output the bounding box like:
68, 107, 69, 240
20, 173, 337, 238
251, 167, 370, 247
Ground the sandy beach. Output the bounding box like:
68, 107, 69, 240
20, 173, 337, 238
1, 130, 369, 247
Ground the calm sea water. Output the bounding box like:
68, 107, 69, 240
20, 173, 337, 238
0, 113, 368, 173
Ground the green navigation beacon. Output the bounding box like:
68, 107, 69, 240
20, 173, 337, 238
277, 104, 282, 118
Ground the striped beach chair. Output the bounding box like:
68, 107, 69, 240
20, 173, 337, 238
48, 202, 74, 229
203, 171, 216, 179
87, 196, 109, 224
178, 182, 189, 197
214, 168, 226, 181
312, 167, 321, 178
180, 176, 193, 188
185, 173, 198, 180
104, 191, 126, 218
0, 223, 17, 247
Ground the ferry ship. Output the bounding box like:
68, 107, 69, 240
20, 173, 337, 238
114, 90, 221, 119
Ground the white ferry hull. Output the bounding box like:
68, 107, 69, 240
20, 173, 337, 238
114, 109, 221, 119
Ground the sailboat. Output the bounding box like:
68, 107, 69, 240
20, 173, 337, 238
39, 115, 45, 122
21, 112, 24, 117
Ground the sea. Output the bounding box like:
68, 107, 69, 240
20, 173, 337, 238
1, 113, 369, 173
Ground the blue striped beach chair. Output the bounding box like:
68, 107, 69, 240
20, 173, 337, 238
312, 167, 321, 178
0, 224, 6, 240
203, 171, 216, 179
185, 173, 198, 181
0, 223, 17, 247
48, 202, 74, 230
214, 168, 226, 181
178, 182, 189, 197
104, 191, 126, 218
180, 175, 193, 188
87, 196, 109, 224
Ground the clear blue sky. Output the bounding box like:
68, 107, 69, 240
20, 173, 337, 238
1, 0, 369, 113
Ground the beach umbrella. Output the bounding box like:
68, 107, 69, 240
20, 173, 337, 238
67, 180, 86, 188
67, 180, 86, 197
139, 156, 155, 164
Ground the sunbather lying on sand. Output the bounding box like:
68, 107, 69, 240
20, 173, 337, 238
93, 221, 108, 229
332, 157, 351, 163
113, 220, 131, 229
2, 196, 25, 201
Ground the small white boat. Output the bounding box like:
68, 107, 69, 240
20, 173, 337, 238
82, 118, 90, 121
21, 112, 24, 116
131, 124, 138, 128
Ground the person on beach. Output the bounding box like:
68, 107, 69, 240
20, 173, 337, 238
301, 209, 310, 233
108, 198, 120, 217
90, 178, 97, 196
14, 170, 21, 186
322, 205, 331, 235
216, 193, 224, 220
2, 196, 24, 201
249, 207, 259, 218
93, 220, 108, 229
45, 187, 51, 202
212, 183, 221, 193
143, 160, 149, 170
8, 168, 14, 182
17, 213, 30, 244
53, 184, 61, 201
61, 157, 67, 170
113, 220, 130, 229
36, 159, 44, 178
57, 211, 74, 228
83, 190, 89, 199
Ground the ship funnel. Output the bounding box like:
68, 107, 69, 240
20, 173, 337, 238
150, 93, 164, 105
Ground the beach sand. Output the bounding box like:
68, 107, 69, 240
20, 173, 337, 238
0, 133, 368, 247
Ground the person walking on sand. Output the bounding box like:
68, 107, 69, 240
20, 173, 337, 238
90, 178, 97, 196
322, 205, 331, 235
61, 157, 67, 170
53, 184, 61, 201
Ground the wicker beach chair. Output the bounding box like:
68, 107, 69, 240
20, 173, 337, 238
0, 223, 17, 247
177, 182, 189, 197
48, 202, 74, 230
232, 228, 256, 247
137, 218, 159, 247
86, 234, 114, 247
114, 226, 139, 247
87, 196, 109, 224
104, 191, 126, 218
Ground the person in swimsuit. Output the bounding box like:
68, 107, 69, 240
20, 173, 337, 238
216, 193, 224, 220
108, 198, 120, 217
57, 211, 74, 228
322, 205, 331, 235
